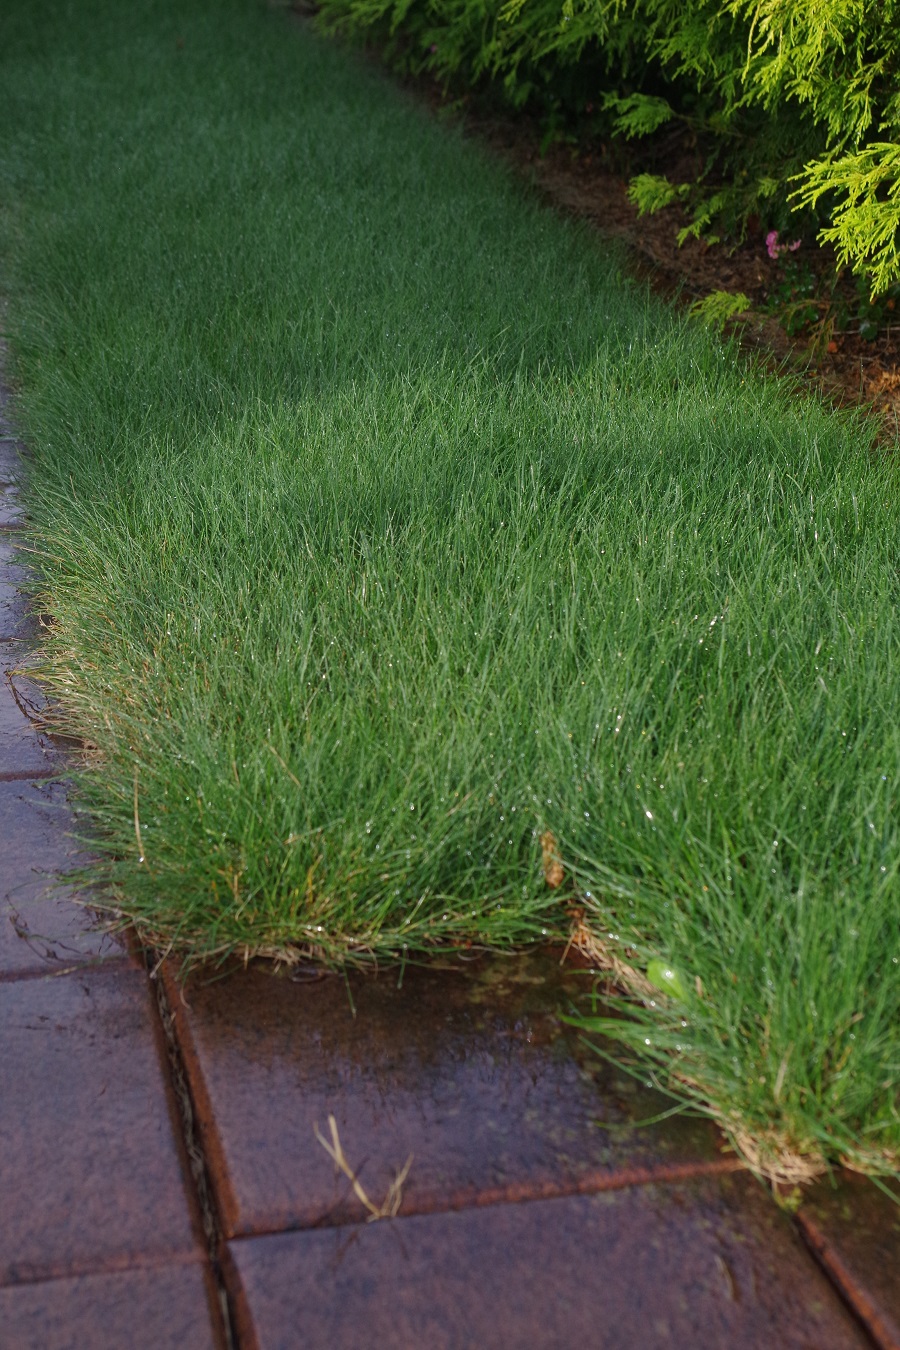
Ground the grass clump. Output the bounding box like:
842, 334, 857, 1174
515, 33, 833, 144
0, 0, 898, 1181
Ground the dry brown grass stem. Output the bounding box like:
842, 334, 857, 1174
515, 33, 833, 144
565, 918, 659, 1001
726, 1122, 826, 1188
314, 1114, 413, 1221
540, 830, 565, 888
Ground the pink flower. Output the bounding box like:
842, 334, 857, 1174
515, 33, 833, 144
766, 230, 801, 259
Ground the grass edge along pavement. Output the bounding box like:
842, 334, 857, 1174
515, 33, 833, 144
1, 0, 899, 1190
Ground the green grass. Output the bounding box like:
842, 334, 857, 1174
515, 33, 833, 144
1, 0, 898, 1182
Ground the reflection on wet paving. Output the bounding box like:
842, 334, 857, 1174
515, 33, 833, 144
0, 643, 54, 778
226, 1173, 871, 1350
0, 481, 24, 529
0, 779, 125, 975
0, 970, 202, 1284
0, 1264, 224, 1350
798, 1170, 900, 1348
0, 534, 33, 644
167, 950, 734, 1237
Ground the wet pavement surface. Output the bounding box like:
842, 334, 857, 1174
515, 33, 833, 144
798, 1172, 900, 1348
0, 969, 203, 1284
0, 535, 35, 645
226, 1175, 870, 1349
0, 647, 56, 778
0, 358, 228, 1348
0, 728, 122, 977
1, 351, 898, 1348
164, 954, 735, 1238
0, 1263, 224, 1350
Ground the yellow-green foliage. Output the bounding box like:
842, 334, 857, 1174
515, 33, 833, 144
316, 0, 900, 292
689, 288, 752, 329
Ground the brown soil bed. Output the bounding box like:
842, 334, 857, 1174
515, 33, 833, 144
474, 108, 900, 441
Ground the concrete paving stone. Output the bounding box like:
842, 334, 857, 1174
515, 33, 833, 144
0, 968, 203, 1284
0, 639, 46, 692
0, 660, 55, 777
0, 437, 23, 484
0, 534, 34, 643
0, 1260, 226, 1350
798, 1171, 900, 1349
1, 640, 83, 762
0, 481, 24, 527
0, 778, 126, 975
167, 953, 733, 1239
226, 1171, 870, 1350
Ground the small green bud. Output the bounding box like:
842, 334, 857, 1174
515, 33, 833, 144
646, 958, 687, 999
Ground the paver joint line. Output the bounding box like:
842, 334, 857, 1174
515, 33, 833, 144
0, 955, 138, 985
0, 1249, 209, 1293
0, 768, 60, 782
797, 1212, 900, 1350
223, 1154, 748, 1244
0, 359, 228, 1347
148, 956, 239, 1350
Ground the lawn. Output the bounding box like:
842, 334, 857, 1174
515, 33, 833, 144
1, 0, 898, 1184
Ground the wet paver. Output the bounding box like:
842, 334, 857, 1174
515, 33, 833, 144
0, 968, 203, 1284
0, 778, 126, 975
0, 649, 54, 777
226, 1171, 869, 1349
0, 437, 22, 485
0, 480, 24, 528
0, 1261, 226, 1349
166, 954, 734, 1239
0, 534, 33, 642
798, 1171, 900, 1349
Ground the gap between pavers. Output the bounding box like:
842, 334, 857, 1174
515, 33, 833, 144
222, 1175, 873, 1350
163, 951, 897, 1347
0, 1260, 226, 1350
159, 954, 739, 1240
0, 773, 128, 977
798, 1174, 900, 1350
0, 967, 207, 1286
0, 365, 231, 1349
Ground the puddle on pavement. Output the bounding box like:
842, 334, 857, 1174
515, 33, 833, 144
170, 946, 726, 1234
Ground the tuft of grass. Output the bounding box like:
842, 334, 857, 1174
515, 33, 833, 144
0, 0, 898, 1181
